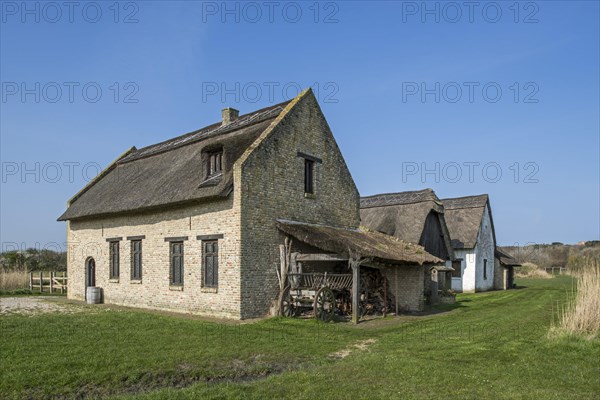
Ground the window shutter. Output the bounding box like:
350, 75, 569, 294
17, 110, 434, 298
131, 240, 142, 280
170, 242, 184, 285
203, 240, 219, 288
109, 241, 120, 279
304, 159, 314, 194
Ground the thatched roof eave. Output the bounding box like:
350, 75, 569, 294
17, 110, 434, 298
57, 183, 233, 222
276, 219, 442, 266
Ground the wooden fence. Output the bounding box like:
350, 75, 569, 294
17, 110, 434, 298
545, 267, 566, 275
29, 271, 67, 293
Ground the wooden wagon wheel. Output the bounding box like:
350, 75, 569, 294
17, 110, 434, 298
280, 285, 296, 317
314, 287, 335, 322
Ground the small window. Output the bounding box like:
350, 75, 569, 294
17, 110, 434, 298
109, 241, 120, 279
170, 242, 184, 286
208, 151, 223, 176
483, 259, 488, 280
203, 240, 219, 288
304, 159, 314, 194
131, 240, 142, 280
452, 260, 462, 278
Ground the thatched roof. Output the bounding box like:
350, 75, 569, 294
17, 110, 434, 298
360, 189, 442, 242
276, 219, 442, 266
441, 194, 493, 249
359, 189, 454, 261
58, 101, 291, 221
495, 248, 521, 267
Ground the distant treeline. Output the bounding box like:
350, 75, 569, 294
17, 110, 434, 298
0, 249, 66, 272
502, 241, 600, 273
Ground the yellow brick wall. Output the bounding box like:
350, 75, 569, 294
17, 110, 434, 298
67, 197, 242, 318
237, 90, 360, 318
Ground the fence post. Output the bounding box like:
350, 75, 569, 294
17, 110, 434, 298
39, 271, 43, 293
29, 272, 33, 291
50, 271, 54, 293
61, 272, 65, 294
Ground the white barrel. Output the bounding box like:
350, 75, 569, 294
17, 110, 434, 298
86, 287, 103, 304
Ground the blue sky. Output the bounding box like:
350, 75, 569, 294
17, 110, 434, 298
1, 0, 598, 250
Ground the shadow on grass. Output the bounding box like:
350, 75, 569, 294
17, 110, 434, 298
0, 289, 66, 297
431, 300, 468, 313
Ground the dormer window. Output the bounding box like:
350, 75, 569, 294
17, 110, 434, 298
208, 151, 222, 177
199, 148, 224, 188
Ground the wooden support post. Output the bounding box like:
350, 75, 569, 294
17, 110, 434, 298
276, 245, 286, 316
350, 258, 360, 324
61, 272, 65, 294
39, 271, 43, 293
430, 268, 439, 305
275, 237, 292, 317
383, 275, 387, 318
395, 268, 399, 315
29, 272, 33, 291
50, 271, 54, 293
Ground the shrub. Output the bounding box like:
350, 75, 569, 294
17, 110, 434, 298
516, 262, 552, 279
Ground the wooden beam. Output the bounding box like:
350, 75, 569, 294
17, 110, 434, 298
350, 258, 360, 324
383, 275, 387, 318
296, 253, 348, 262
275, 237, 292, 317
395, 268, 399, 315
362, 259, 393, 270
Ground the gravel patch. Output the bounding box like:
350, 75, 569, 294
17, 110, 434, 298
0, 297, 84, 315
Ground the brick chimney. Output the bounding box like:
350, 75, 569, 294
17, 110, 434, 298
221, 107, 239, 125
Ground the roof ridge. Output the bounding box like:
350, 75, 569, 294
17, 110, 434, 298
441, 193, 488, 201
361, 188, 434, 199
120, 100, 292, 164
441, 194, 489, 210
360, 188, 440, 209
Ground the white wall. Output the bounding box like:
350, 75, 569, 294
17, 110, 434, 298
451, 204, 496, 293
452, 249, 476, 292
474, 204, 495, 291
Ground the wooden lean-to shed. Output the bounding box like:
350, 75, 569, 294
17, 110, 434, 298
275, 220, 443, 322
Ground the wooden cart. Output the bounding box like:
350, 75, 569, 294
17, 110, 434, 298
280, 272, 353, 322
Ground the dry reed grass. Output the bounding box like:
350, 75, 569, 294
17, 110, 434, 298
551, 259, 600, 339
0, 269, 29, 291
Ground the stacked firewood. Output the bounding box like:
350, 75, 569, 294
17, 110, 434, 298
360, 269, 394, 316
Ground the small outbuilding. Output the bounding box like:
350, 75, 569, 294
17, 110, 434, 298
359, 189, 456, 305
442, 194, 496, 293
494, 248, 521, 290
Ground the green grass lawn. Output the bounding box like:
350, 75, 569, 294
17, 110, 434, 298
1, 276, 598, 399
